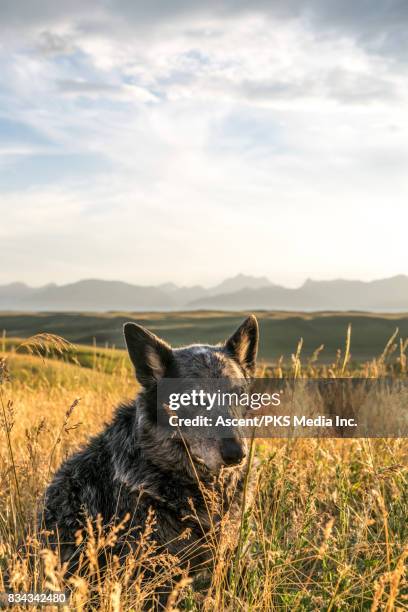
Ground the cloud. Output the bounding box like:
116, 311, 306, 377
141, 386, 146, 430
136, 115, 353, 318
36, 31, 77, 57
0, 2, 405, 108
0, 1, 407, 286
56, 79, 120, 93
0, 1, 407, 63
1, 1, 407, 59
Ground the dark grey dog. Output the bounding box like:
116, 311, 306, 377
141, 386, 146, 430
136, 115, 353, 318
39, 315, 259, 605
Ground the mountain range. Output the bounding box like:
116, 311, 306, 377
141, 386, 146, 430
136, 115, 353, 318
1, 274, 408, 312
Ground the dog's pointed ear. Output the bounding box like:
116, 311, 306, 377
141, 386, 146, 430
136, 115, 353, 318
225, 315, 259, 375
124, 323, 174, 387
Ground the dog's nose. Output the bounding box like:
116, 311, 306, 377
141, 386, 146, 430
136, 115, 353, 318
220, 439, 246, 465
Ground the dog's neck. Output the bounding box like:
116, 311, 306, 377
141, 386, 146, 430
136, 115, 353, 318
108, 399, 244, 503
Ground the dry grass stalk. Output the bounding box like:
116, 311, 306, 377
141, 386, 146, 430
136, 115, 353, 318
0, 328, 407, 609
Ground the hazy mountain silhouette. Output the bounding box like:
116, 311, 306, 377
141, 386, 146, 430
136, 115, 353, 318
0, 279, 175, 311
208, 273, 272, 295
189, 275, 408, 311
0, 274, 407, 312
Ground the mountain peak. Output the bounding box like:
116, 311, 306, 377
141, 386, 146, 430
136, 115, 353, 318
1, 274, 408, 311
211, 274, 272, 295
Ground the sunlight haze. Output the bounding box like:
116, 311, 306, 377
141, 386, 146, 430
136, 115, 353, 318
1, 1, 407, 287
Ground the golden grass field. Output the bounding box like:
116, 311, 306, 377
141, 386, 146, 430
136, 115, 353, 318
0, 328, 408, 610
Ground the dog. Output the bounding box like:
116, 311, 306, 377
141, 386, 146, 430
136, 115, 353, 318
39, 315, 259, 606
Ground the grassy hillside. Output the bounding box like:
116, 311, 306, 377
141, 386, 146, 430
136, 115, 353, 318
1, 310, 408, 362
1, 340, 407, 609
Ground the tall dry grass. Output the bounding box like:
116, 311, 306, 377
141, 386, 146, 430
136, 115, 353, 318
0, 330, 407, 610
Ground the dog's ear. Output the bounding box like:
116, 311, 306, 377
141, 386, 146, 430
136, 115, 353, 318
225, 315, 259, 375
124, 323, 174, 387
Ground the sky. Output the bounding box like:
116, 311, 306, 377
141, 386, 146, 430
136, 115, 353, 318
0, 0, 407, 288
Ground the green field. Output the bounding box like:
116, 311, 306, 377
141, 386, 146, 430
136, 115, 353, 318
1, 310, 408, 363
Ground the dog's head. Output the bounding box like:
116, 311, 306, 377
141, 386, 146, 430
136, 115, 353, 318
124, 316, 259, 479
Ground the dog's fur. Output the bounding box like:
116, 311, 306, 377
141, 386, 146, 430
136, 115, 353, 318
39, 315, 259, 602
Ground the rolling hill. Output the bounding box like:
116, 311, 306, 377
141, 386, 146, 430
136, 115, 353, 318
1, 310, 408, 362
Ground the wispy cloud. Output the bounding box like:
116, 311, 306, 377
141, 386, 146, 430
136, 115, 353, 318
0, 1, 407, 286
